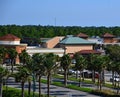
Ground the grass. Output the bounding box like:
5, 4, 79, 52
3, 86, 47, 97
53, 74, 114, 88
41, 76, 120, 97
67, 84, 93, 93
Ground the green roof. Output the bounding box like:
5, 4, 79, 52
60, 36, 95, 45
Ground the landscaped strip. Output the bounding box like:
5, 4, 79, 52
3, 86, 47, 97
41, 78, 120, 97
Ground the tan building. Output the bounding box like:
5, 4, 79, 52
41, 36, 64, 48
59, 35, 95, 55
0, 34, 27, 64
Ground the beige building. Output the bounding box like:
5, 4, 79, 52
0, 34, 27, 64
59, 35, 95, 55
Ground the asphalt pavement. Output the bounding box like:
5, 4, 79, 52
6, 77, 102, 97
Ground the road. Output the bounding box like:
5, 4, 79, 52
6, 77, 102, 97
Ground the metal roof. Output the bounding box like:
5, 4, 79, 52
60, 36, 95, 45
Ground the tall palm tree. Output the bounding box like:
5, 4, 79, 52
60, 54, 71, 87
0, 66, 9, 97
94, 55, 108, 90
115, 62, 120, 94
105, 45, 120, 88
43, 53, 57, 97
87, 54, 98, 83
19, 50, 32, 96
74, 53, 86, 87
32, 53, 45, 97
15, 67, 30, 97
7, 48, 17, 73
19, 50, 30, 65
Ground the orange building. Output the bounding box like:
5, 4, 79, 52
0, 34, 27, 64
76, 33, 88, 39
102, 33, 115, 43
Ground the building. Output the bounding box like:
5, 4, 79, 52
41, 36, 64, 48
59, 35, 95, 55
101, 33, 115, 43
0, 34, 27, 64
76, 33, 88, 39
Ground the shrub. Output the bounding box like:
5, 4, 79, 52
91, 89, 120, 97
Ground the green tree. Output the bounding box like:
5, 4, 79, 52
14, 67, 30, 97
74, 54, 87, 87
0, 66, 9, 97
19, 50, 32, 96
60, 54, 71, 87
32, 53, 45, 97
43, 53, 57, 97
87, 54, 98, 83
19, 50, 30, 65
105, 45, 120, 87
94, 55, 108, 90
7, 48, 17, 73
0, 47, 6, 65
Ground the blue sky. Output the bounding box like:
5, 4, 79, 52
0, 0, 120, 26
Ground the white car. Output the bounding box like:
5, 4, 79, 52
110, 76, 120, 82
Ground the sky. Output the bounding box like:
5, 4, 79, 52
0, 0, 120, 27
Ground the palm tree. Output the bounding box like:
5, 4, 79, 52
0, 47, 6, 65
7, 48, 17, 73
74, 53, 86, 87
94, 55, 108, 90
19, 50, 30, 65
105, 45, 120, 88
32, 53, 45, 97
0, 66, 9, 97
115, 62, 120, 94
43, 53, 57, 97
15, 67, 30, 97
60, 54, 71, 87
19, 50, 32, 96
87, 54, 98, 83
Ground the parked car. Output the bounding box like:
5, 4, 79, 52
81, 72, 99, 78
110, 76, 120, 82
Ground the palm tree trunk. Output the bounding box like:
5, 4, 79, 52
28, 81, 31, 96
112, 70, 115, 86
82, 70, 84, 81
47, 73, 50, 97
117, 74, 120, 94
98, 73, 100, 90
100, 72, 102, 91
64, 69, 67, 87
11, 60, 14, 73
21, 82, 24, 97
102, 69, 105, 84
79, 70, 82, 87
75, 70, 78, 79
0, 81, 3, 97
39, 75, 41, 97
92, 70, 95, 83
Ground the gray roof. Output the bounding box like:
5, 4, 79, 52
60, 36, 95, 45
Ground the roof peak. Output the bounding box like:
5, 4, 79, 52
76, 33, 88, 38
0, 34, 20, 41
102, 33, 115, 38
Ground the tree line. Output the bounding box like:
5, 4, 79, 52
0, 25, 120, 39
